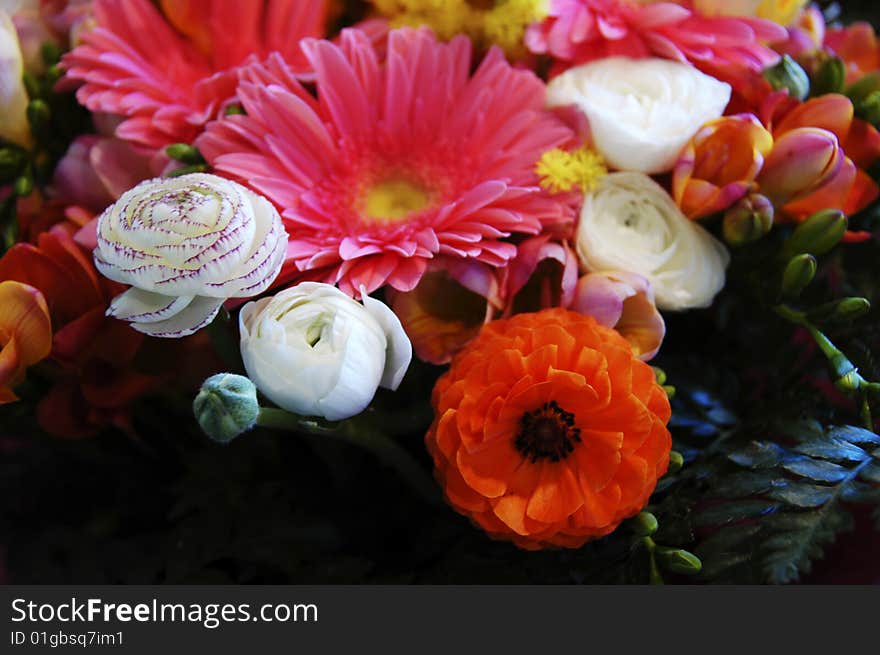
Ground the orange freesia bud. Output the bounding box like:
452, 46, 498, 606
673, 114, 773, 220
388, 260, 501, 365
758, 127, 843, 206
0, 281, 52, 403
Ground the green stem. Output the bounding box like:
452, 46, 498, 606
642, 537, 664, 585
256, 407, 441, 506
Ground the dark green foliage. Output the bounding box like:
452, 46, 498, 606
692, 422, 880, 584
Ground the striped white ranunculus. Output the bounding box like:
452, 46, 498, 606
94, 173, 288, 338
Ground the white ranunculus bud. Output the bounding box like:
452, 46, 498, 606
0, 10, 31, 147
239, 282, 412, 421
95, 173, 288, 338
546, 57, 731, 175
575, 172, 730, 311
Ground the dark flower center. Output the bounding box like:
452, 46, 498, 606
514, 401, 581, 463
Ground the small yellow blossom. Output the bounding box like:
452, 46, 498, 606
370, 0, 548, 58
536, 147, 608, 195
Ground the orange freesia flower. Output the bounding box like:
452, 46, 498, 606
758, 93, 880, 225
389, 260, 501, 365
0, 281, 52, 403
674, 114, 774, 220
426, 308, 671, 550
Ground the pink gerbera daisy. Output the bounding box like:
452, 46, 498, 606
62, 0, 328, 149
196, 28, 578, 296
526, 0, 787, 74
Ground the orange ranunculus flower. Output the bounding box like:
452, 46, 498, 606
426, 308, 671, 550
825, 22, 880, 84
0, 281, 52, 403
673, 114, 774, 220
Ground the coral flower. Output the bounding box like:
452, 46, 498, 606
825, 22, 880, 84
760, 94, 880, 222
525, 0, 786, 74
426, 308, 671, 549
673, 114, 774, 220
0, 281, 52, 403
62, 0, 328, 149
198, 28, 577, 296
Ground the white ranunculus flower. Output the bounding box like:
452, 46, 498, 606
575, 172, 730, 311
546, 57, 731, 174
0, 10, 31, 147
239, 282, 412, 421
95, 173, 288, 338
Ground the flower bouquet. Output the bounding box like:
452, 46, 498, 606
2, 0, 880, 585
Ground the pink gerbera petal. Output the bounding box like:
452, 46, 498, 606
62, 0, 329, 150
198, 28, 578, 296
526, 0, 785, 74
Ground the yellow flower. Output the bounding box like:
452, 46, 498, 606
536, 147, 607, 194
370, 0, 547, 57
693, 0, 808, 26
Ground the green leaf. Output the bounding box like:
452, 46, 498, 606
727, 441, 786, 468
792, 437, 868, 463
768, 483, 835, 508
712, 471, 784, 498
781, 457, 850, 483
694, 500, 779, 527
828, 426, 880, 445
859, 463, 880, 484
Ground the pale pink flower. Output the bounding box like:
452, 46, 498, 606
570, 271, 666, 361
197, 28, 577, 296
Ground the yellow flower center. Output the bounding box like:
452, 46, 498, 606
536, 147, 608, 194
371, 0, 547, 56
363, 178, 432, 224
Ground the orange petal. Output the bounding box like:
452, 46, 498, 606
526, 460, 584, 524
0, 281, 52, 367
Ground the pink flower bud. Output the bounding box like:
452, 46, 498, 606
570, 272, 666, 361
758, 127, 843, 205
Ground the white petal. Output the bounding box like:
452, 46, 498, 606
108, 288, 194, 323
130, 296, 224, 338
361, 285, 412, 390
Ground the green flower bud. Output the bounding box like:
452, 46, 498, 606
0, 148, 25, 180
652, 367, 667, 386
167, 163, 209, 177
781, 254, 817, 299
165, 143, 205, 164
856, 90, 880, 125
26, 99, 50, 135
40, 42, 63, 67
723, 194, 774, 247
193, 373, 259, 443
763, 55, 810, 101
846, 73, 880, 107
630, 512, 659, 537
13, 175, 33, 197
655, 547, 702, 575
812, 56, 846, 96
808, 297, 871, 323
783, 209, 847, 257
667, 450, 684, 475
